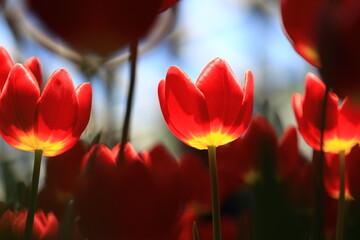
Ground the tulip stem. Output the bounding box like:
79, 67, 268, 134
336, 150, 346, 240
207, 145, 221, 240
118, 39, 138, 164
193, 221, 200, 240
24, 149, 43, 240
313, 85, 329, 240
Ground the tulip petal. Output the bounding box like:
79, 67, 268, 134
278, 127, 299, 178
195, 59, 253, 146
35, 69, 78, 156
24, 57, 43, 89
230, 70, 254, 138
73, 82, 92, 136
196, 58, 244, 132
0, 64, 40, 150
0, 47, 14, 91
338, 98, 360, 141
158, 66, 210, 149
281, 0, 322, 66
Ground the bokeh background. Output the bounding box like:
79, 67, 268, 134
0, 0, 316, 201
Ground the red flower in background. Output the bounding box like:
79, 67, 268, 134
25, 0, 179, 56
281, 0, 360, 97
158, 58, 253, 150
280, 0, 323, 66
278, 127, 314, 207
0, 61, 92, 156
179, 151, 238, 212
292, 73, 360, 154
217, 115, 278, 188
317, 1, 360, 98
0, 209, 58, 240
177, 206, 240, 240
37, 141, 88, 219
75, 143, 184, 240
179, 116, 313, 212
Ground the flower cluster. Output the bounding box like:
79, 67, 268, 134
1, 0, 360, 238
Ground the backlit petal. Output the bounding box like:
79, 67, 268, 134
24, 57, 43, 89
0, 64, 40, 150
73, 82, 92, 136
229, 70, 254, 139
338, 98, 360, 141
35, 69, 78, 155
196, 58, 244, 134
158, 66, 210, 149
0, 47, 14, 91
281, 0, 323, 66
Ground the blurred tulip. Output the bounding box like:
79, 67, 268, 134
0, 209, 58, 240
281, 0, 360, 97
0, 63, 92, 157
280, 0, 323, 66
317, 1, 360, 98
75, 143, 184, 240
177, 205, 239, 240
217, 115, 277, 187
158, 58, 253, 150
179, 152, 234, 212
278, 127, 314, 207
196, 217, 239, 240
37, 141, 88, 219
25, 0, 179, 56
292, 73, 360, 154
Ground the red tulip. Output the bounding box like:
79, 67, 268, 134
37, 141, 88, 219
317, 1, 360, 98
158, 58, 253, 150
179, 152, 232, 211
0, 209, 58, 240
278, 126, 314, 207
0, 63, 92, 157
75, 143, 184, 240
281, 0, 360, 97
280, 0, 324, 66
217, 115, 277, 187
0, 46, 42, 91
292, 73, 360, 154
25, 0, 179, 56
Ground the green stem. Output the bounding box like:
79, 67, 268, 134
312, 85, 329, 240
335, 150, 346, 240
118, 39, 138, 165
24, 149, 43, 240
59, 199, 75, 240
207, 145, 221, 240
193, 221, 200, 240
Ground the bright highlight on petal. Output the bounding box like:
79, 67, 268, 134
158, 58, 254, 150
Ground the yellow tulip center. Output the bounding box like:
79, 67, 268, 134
324, 138, 358, 154
17, 133, 66, 156
186, 131, 237, 150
